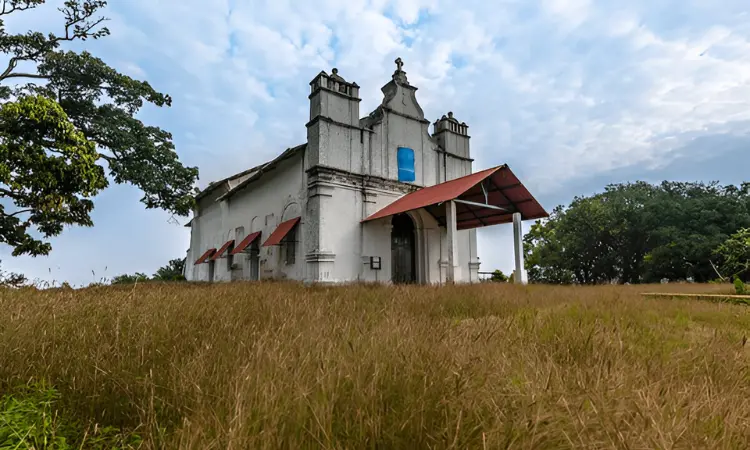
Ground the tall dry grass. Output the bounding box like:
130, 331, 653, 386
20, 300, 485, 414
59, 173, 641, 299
1, 281, 749, 449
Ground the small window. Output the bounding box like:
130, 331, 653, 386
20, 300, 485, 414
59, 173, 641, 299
284, 226, 297, 265
397, 147, 415, 182
226, 241, 235, 271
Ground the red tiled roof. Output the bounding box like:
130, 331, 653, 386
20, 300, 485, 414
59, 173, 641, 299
262, 217, 301, 247
194, 248, 216, 265
210, 240, 234, 261
362, 165, 548, 229
230, 231, 261, 255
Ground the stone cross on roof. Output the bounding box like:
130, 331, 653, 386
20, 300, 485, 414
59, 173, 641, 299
392, 57, 409, 85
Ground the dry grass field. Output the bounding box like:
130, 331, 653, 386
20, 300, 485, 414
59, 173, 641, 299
1, 281, 750, 449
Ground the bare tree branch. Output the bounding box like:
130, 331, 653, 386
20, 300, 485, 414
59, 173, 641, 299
709, 259, 726, 282
1, 72, 49, 81
8, 209, 32, 218
0, 2, 109, 82
0, 58, 19, 81
0, 0, 40, 16
0, 187, 20, 200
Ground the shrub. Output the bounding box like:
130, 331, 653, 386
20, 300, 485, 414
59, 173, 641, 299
734, 276, 747, 295
490, 269, 508, 282
0, 383, 141, 449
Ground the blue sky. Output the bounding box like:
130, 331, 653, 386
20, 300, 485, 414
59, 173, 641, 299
2, 0, 750, 286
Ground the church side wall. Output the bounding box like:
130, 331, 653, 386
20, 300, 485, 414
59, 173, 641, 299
226, 154, 307, 282
188, 154, 306, 282
188, 196, 222, 281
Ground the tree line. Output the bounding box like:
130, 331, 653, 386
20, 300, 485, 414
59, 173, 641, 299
524, 181, 750, 284
0, 257, 186, 288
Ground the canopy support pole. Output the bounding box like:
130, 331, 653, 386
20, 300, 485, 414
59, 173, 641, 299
446, 200, 458, 283
453, 199, 510, 211
512, 212, 527, 284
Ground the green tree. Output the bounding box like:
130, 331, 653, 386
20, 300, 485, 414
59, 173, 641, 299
110, 272, 149, 285
111, 257, 186, 284
642, 182, 750, 282
489, 269, 507, 282
523, 210, 574, 284
153, 257, 186, 281
525, 180, 750, 284
0, 0, 199, 257
714, 227, 750, 282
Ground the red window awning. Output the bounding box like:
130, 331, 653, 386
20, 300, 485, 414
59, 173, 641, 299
194, 248, 216, 265
210, 240, 235, 260
262, 217, 300, 247
230, 231, 261, 255
362, 165, 548, 230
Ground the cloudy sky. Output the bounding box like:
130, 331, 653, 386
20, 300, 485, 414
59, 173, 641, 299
3, 0, 750, 286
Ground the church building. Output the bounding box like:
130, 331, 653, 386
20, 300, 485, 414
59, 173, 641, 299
184, 59, 547, 284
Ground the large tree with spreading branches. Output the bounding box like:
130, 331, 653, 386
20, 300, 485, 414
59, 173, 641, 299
524, 181, 750, 284
0, 0, 198, 256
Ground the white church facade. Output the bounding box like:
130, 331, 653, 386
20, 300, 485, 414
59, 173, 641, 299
184, 59, 548, 284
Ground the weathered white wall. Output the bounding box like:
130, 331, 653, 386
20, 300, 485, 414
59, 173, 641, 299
187, 189, 223, 281
227, 154, 306, 282
188, 152, 307, 282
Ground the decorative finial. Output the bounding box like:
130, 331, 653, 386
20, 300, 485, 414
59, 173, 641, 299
332, 68, 338, 74
395, 57, 403, 72
447, 111, 453, 119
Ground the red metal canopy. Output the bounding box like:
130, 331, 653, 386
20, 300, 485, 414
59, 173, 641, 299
211, 240, 235, 261
362, 165, 547, 230
194, 248, 216, 265
262, 217, 300, 247
230, 231, 261, 255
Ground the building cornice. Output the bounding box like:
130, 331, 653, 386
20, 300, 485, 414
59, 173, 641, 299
306, 165, 419, 195
306, 115, 375, 133
308, 86, 362, 102
435, 148, 474, 162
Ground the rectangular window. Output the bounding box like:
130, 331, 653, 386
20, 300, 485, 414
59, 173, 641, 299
397, 147, 415, 182
284, 227, 297, 265
227, 241, 235, 271
231, 227, 245, 271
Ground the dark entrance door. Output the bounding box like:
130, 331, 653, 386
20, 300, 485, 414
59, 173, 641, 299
391, 213, 416, 284
249, 243, 260, 281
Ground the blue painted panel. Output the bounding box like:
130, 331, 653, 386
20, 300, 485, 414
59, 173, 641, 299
397, 147, 415, 182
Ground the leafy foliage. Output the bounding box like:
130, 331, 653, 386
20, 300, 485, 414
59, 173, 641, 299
0, 260, 26, 288
0, 0, 198, 257
153, 258, 185, 281
0, 382, 141, 449
525, 181, 750, 284
110, 272, 149, 285
714, 228, 750, 282
489, 269, 508, 282
111, 257, 186, 284
734, 276, 747, 295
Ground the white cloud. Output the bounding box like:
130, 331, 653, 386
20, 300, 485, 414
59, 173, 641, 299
3, 0, 750, 283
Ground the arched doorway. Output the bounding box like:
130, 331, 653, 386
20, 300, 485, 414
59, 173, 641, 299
391, 213, 416, 284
